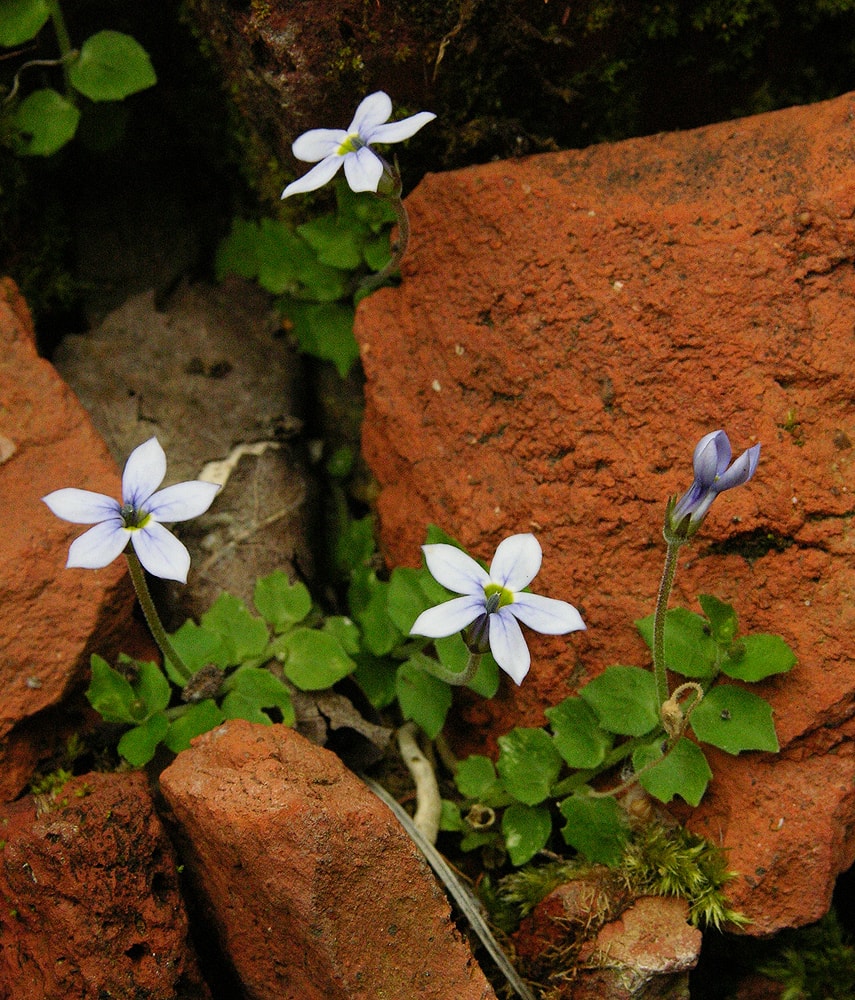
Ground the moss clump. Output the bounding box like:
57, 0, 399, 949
759, 911, 855, 1000
621, 822, 748, 929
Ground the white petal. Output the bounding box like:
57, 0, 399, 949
422, 543, 489, 595
366, 111, 436, 145
509, 593, 586, 635
349, 91, 392, 135
123, 438, 166, 508
292, 128, 347, 162
281, 155, 344, 198
343, 147, 384, 192
715, 444, 761, 493
488, 612, 531, 685
146, 481, 220, 522
490, 533, 542, 592
410, 595, 484, 638
693, 430, 730, 484
66, 521, 130, 569
43, 488, 119, 524
131, 522, 191, 583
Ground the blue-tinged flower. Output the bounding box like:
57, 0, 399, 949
410, 533, 586, 685
667, 430, 761, 539
43, 437, 220, 583
281, 91, 436, 198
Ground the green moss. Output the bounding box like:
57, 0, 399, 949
621, 822, 748, 929
760, 911, 855, 1000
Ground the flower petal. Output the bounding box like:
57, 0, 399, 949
714, 443, 761, 493
146, 481, 220, 522
693, 430, 731, 486
366, 111, 436, 145
122, 438, 166, 508
490, 533, 542, 592
422, 543, 489, 595
343, 146, 384, 192
509, 593, 586, 635
410, 595, 484, 638
42, 488, 119, 524
349, 91, 392, 135
488, 611, 531, 685
66, 520, 129, 569
131, 521, 191, 583
281, 155, 345, 198
292, 128, 347, 162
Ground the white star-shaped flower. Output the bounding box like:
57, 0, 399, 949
410, 533, 586, 685
281, 91, 436, 198
43, 437, 220, 583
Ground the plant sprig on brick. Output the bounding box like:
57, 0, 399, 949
1, 0, 156, 156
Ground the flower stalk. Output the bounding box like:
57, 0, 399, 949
125, 550, 192, 681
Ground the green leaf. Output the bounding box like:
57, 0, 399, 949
633, 737, 712, 806
690, 685, 780, 754
697, 594, 739, 644
230, 666, 295, 725
134, 659, 171, 717
322, 615, 361, 656
580, 665, 659, 737
721, 633, 797, 682
201, 593, 270, 664
351, 573, 400, 656
254, 571, 312, 631
12, 88, 80, 156
503, 804, 553, 866
69, 31, 156, 101
636, 608, 719, 679
297, 215, 363, 270
396, 659, 452, 739
546, 696, 613, 769
283, 301, 358, 377
353, 652, 398, 709
387, 566, 432, 633
167, 620, 231, 676
455, 755, 500, 799
86, 654, 137, 723
281, 628, 356, 690
221, 690, 272, 725
215, 218, 260, 280
256, 220, 308, 293
496, 728, 563, 806
559, 794, 629, 866
440, 799, 465, 832
117, 713, 169, 767
0, 0, 50, 46
336, 513, 376, 575
164, 700, 225, 753
466, 652, 500, 698
363, 233, 392, 272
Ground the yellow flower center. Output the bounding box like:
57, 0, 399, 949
337, 132, 364, 156
483, 582, 514, 610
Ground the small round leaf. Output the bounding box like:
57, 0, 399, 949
69, 31, 156, 101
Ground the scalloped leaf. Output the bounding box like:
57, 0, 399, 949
690, 685, 779, 754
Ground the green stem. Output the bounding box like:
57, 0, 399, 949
125, 551, 192, 681
46, 0, 74, 89
415, 650, 482, 686
358, 195, 410, 294
652, 538, 684, 706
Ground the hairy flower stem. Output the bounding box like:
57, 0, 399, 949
125, 551, 191, 681
652, 538, 685, 706
417, 650, 482, 686
358, 196, 410, 294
